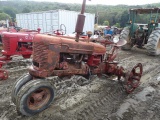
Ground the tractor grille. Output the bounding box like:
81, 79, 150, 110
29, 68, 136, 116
2, 38, 10, 51
33, 42, 48, 69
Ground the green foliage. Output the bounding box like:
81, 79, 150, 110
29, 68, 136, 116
0, 1, 159, 27
22, 7, 31, 13
114, 23, 120, 28
3, 7, 17, 21
120, 10, 129, 27
103, 20, 110, 26
0, 13, 11, 21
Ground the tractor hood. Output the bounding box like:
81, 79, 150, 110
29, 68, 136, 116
1, 32, 38, 42
33, 34, 106, 55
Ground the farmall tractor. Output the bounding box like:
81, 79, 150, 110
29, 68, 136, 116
0, 27, 17, 43
11, 0, 143, 116
120, 8, 160, 55
0, 20, 22, 43
0, 28, 41, 80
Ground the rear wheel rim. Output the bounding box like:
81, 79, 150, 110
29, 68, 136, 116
27, 88, 51, 110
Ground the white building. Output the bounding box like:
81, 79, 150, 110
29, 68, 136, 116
16, 9, 95, 34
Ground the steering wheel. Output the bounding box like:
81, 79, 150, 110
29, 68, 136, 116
60, 24, 66, 35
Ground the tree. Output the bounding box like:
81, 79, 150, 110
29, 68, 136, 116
22, 7, 31, 13
3, 7, 17, 21
114, 23, 120, 28
0, 13, 11, 21
120, 10, 129, 27
103, 20, 110, 26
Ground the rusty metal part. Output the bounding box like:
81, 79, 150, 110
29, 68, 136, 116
29, 34, 143, 88
106, 46, 119, 62
0, 61, 6, 68
27, 88, 51, 110
75, 0, 88, 42
0, 55, 11, 61
81, 0, 86, 14
29, 34, 106, 77
124, 63, 143, 93
0, 69, 8, 80
106, 64, 125, 79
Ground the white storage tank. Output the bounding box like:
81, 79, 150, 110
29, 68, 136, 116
16, 9, 95, 34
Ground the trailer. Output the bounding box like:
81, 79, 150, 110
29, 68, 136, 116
16, 9, 95, 34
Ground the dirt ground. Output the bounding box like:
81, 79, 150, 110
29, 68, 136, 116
0, 47, 160, 120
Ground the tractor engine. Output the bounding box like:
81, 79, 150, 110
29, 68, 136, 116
29, 34, 106, 78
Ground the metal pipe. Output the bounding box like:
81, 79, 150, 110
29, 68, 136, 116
75, 0, 87, 42
81, 0, 86, 14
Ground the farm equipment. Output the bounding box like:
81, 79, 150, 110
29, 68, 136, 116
120, 8, 160, 55
0, 27, 17, 43
0, 19, 22, 43
0, 28, 41, 80
11, 0, 143, 116
52, 24, 66, 35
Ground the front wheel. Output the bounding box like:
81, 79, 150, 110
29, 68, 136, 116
11, 73, 33, 104
16, 79, 56, 116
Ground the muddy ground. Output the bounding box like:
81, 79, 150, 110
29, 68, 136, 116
0, 47, 160, 120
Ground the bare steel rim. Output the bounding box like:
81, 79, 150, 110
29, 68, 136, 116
125, 63, 143, 93
27, 87, 51, 110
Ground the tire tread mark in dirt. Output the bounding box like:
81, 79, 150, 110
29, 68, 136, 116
75, 85, 126, 120
47, 76, 90, 103
120, 55, 159, 77
143, 64, 160, 76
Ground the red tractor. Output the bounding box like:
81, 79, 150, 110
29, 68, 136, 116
0, 28, 41, 80
11, 0, 143, 116
0, 27, 17, 43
